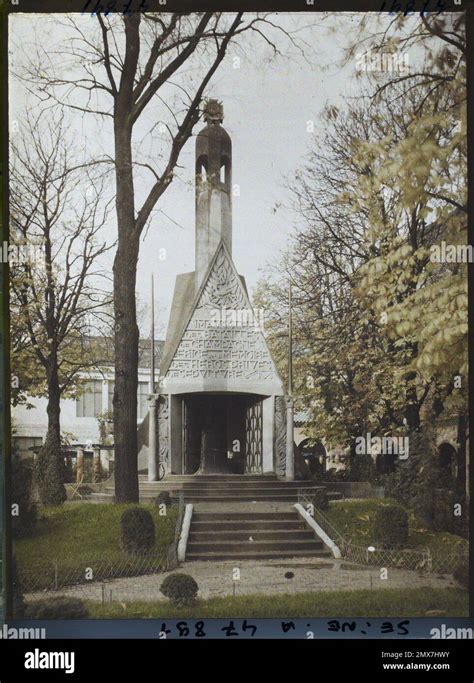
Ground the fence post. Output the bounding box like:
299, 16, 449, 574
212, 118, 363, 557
426, 548, 433, 573
53, 560, 58, 590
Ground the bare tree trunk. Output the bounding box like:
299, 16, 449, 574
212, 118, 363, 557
46, 370, 61, 447
36, 361, 66, 505
113, 238, 140, 502
112, 32, 140, 500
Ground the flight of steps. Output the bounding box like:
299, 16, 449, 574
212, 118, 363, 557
94, 474, 342, 504
186, 510, 332, 561
96, 473, 343, 504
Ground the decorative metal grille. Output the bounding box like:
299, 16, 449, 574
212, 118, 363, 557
274, 395, 287, 476
245, 400, 263, 473
157, 395, 169, 473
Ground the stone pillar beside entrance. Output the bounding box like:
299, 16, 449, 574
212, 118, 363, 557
169, 394, 183, 474
274, 395, 287, 478
262, 395, 275, 473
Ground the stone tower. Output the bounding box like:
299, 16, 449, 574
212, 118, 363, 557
195, 99, 232, 290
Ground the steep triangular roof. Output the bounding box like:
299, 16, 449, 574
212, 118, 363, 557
161, 241, 284, 391
159, 272, 196, 377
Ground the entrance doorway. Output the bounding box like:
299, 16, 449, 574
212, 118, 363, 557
182, 394, 263, 474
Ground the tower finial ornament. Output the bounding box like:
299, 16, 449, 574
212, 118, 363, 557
195, 98, 231, 289
203, 99, 224, 124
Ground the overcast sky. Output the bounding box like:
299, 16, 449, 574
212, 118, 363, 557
9, 12, 422, 337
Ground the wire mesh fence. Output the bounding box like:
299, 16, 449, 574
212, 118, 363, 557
18, 551, 170, 594
297, 491, 467, 575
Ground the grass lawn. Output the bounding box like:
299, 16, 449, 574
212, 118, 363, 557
87, 587, 468, 618
15, 503, 178, 591
325, 499, 468, 563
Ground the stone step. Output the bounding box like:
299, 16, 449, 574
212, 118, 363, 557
137, 484, 273, 490
186, 549, 331, 561
183, 484, 323, 491
186, 539, 324, 553
181, 495, 339, 503
138, 480, 319, 488
193, 516, 306, 534
193, 511, 298, 520
188, 529, 316, 542
138, 474, 278, 482
132, 493, 297, 503
176, 494, 301, 502
169, 486, 317, 495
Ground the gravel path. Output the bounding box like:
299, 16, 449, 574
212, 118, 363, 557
27, 557, 457, 603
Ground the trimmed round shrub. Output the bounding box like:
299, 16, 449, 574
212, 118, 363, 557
311, 488, 329, 511
25, 597, 88, 619
453, 559, 469, 590
154, 491, 172, 508
350, 454, 376, 482
160, 573, 199, 606
120, 507, 155, 555
372, 504, 409, 549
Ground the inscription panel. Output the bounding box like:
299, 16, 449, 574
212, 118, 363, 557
167, 246, 281, 382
